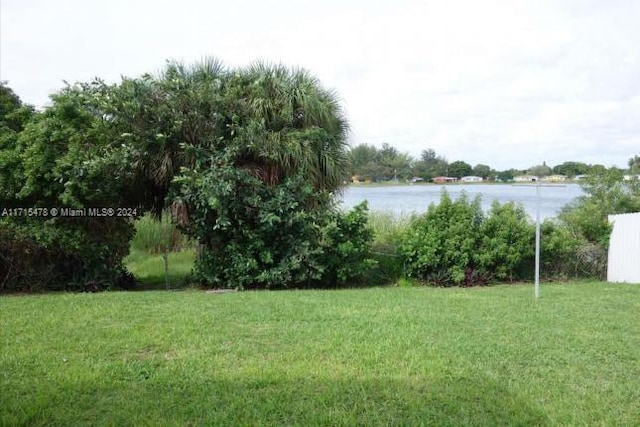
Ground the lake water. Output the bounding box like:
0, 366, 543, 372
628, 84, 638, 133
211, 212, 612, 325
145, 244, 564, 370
339, 184, 584, 220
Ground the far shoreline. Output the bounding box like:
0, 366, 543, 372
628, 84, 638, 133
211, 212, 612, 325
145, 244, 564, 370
345, 181, 578, 188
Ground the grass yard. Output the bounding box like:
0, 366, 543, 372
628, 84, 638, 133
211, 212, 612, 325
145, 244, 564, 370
1, 283, 639, 426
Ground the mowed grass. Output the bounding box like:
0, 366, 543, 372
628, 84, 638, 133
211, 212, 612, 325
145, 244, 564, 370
1, 283, 639, 426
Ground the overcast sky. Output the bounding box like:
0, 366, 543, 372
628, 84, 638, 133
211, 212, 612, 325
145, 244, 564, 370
2, 0, 639, 170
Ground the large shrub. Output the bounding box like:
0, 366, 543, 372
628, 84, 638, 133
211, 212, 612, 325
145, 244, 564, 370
0, 82, 136, 292
400, 191, 484, 286
539, 219, 597, 280
476, 201, 534, 281
400, 191, 535, 286
560, 169, 640, 246
0, 217, 134, 292
174, 146, 374, 289
552, 169, 640, 280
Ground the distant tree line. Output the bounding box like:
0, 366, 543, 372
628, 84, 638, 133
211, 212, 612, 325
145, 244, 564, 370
348, 143, 638, 182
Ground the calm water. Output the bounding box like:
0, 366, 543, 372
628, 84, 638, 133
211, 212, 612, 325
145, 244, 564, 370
339, 184, 584, 220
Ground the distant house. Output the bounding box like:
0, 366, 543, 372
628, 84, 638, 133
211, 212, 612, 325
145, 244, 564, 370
460, 176, 483, 183
513, 175, 539, 182
623, 174, 640, 181
433, 176, 458, 183
409, 177, 424, 183
543, 174, 567, 182
350, 175, 371, 183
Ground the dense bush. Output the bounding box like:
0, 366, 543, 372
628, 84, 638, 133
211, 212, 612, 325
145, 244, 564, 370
0, 82, 138, 292
320, 202, 377, 287
400, 191, 484, 286
174, 146, 375, 289
0, 217, 134, 292
559, 169, 640, 246
400, 191, 535, 286
476, 201, 534, 281
538, 219, 584, 279
550, 170, 640, 280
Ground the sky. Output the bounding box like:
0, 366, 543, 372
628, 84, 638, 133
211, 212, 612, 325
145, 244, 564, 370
1, 0, 639, 170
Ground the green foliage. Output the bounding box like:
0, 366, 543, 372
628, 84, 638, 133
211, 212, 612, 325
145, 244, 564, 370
539, 219, 587, 279
320, 202, 377, 286
156, 60, 366, 289
496, 169, 518, 182
1, 60, 355, 292
401, 192, 535, 286
447, 160, 473, 179
629, 155, 640, 174
412, 149, 449, 181
476, 201, 534, 281
348, 143, 378, 176
175, 144, 374, 289
400, 191, 484, 285
528, 163, 552, 177
551, 169, 639, 280
348, 142, 413, 181
124, 249, 195, 288
0, 217, 134, 292
560, 168, 640, 246
552, 161, 589, 177
130, 212, 193, 254
0, 82, 137, 292
472, 163, 492, 179
363, 212, 410, 284
0, 82, 36, 205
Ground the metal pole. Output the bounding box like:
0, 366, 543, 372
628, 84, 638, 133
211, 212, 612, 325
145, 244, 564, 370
535, 180, 541, 299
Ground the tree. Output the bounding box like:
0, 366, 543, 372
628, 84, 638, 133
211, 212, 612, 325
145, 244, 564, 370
421, 148, 437, 162
233, 62, 350, 191
376, 143, 412, 180
496, 169, 517, 182
348, 143, 378, 176
552, 161, 589, 177
472, 164, 492, 179
348, 142, 413, 181
169, 60, 371, 289
629, 155, 640, 174
560, 168, 640, 245
413, 148, 448, 180
92, 59, 228, 216
447, 160, 472, 178
0, 82, 36, 204
1, 81, 134, 292
528, 163, 552, 177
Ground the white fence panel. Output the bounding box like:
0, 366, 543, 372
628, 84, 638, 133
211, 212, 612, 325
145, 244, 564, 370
607, 212, 640, 283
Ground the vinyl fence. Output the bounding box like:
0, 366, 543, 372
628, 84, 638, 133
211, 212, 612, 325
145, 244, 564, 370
607, 212, 640, 283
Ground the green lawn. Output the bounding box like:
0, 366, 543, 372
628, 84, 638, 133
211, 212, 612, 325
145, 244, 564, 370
1, 283, 639, 426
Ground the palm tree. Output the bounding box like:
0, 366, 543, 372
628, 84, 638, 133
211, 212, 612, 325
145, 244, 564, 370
233, 62, 350, 193
110, 58, 227, 216
109, 58, 350, 217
